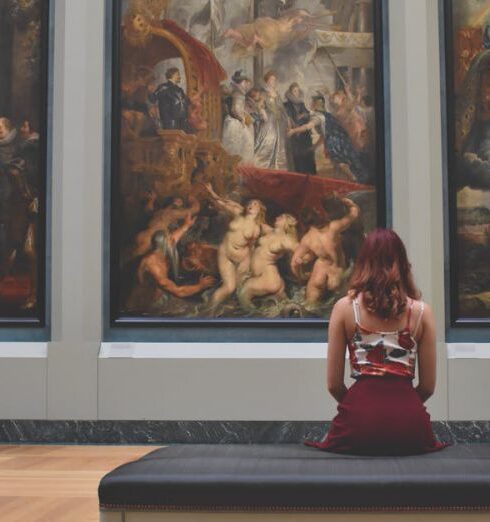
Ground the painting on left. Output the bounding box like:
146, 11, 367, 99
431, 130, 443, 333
0, 0, 49, 325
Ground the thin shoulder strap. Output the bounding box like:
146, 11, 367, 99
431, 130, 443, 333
412, 302, 425, 337
405, 298, 414, 330
352, 297, 361, 326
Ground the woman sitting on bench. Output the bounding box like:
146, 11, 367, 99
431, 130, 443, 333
307, 228, 450, 456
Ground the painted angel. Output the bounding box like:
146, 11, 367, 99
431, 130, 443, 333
223, 9, 333, 56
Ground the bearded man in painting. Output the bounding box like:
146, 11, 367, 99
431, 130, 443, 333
129, 224, 215, 313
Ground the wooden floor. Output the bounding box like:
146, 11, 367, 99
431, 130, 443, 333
0, 444, 158, 522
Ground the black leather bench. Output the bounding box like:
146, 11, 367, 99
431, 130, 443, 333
99, 443, 490, 521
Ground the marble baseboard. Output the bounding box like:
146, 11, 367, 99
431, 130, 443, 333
0, 420, 489, 444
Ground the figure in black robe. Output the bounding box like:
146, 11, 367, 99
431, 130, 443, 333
150, 68, 192, 133
289, 94, 371, 183
284, 83, 316, 175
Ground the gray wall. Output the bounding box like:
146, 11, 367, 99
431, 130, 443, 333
0, 0, 489, 423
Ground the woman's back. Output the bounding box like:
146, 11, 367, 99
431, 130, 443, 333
346, 293, 424, 337
306, 292, 448, 455
305, 228, 449, 455
346, 294, 425, 380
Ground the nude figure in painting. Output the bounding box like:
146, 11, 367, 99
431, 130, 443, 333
238, 213, 298, 311
202, 182, 268, 310
291, 197, 360, 307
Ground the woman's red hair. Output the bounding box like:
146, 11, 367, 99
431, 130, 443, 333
348, 228, 421, 319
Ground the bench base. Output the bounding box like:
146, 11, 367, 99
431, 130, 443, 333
100, 511, 490, 522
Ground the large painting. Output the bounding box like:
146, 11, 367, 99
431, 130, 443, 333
442, 0, 490, 326
0, 0, 49, 325
109, 0, 387, 325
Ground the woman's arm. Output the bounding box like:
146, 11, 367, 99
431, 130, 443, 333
202, 183, 243, 216
290, 240, 312, 277
283, 234, 299, 253
187, 193, 200, 215
287, 119, 315, 136
415, 303, 437, 403
327, 299, 349, 403
260, 223, 273, 235
330, 198, 360, 234
170, 212, 196, 245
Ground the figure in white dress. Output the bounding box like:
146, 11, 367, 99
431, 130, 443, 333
222, 70, 255, 164
254, 71, 291, 170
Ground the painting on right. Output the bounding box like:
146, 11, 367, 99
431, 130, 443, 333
442, 0, 490, 326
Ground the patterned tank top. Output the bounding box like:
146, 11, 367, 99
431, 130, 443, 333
348, 297, 424, 380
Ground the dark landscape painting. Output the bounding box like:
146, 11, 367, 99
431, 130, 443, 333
0, 0, 48, 324
110, 0, 387, 323
444, 0, 490, 323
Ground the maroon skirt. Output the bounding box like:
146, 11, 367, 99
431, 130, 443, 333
305, 375, 450, 456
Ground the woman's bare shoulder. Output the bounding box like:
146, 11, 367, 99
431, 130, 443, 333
334, 295, 354, 309
411, 298, 433, 317
330, 296, 357, 338
331, 295, 355, 318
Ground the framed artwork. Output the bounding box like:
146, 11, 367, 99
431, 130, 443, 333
441, 0, 490, 328
0, 0, 49, 327
107, 0, 389, 332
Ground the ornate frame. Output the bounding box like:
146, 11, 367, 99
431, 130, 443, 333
104, 0, 391, 342
0, 0, 51, 334
440, 0, 490, 337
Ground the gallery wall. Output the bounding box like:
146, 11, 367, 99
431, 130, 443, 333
0, 0, 489, 423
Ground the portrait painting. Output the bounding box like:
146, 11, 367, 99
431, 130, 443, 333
443, 0, 490, 325
109, 0, 387, 325
0, 0, 49, 325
